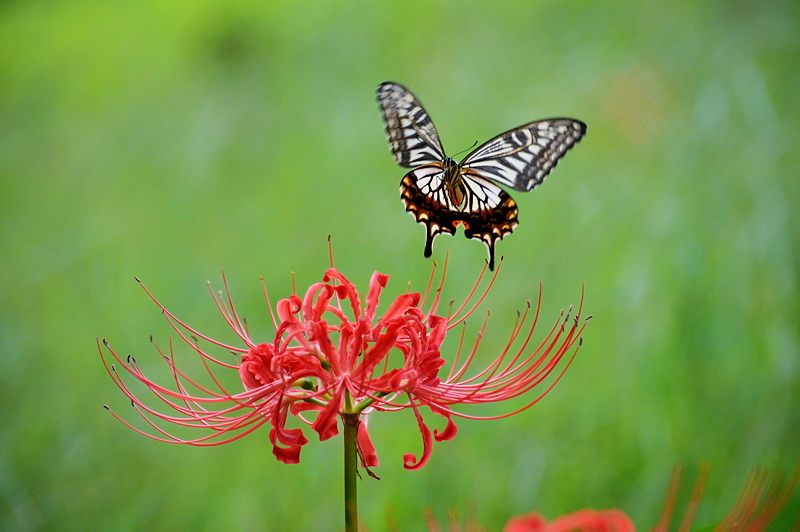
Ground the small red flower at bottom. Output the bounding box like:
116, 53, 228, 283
504, 510, 634, 532
100, 255, 588, 470
499, 463, 798, 532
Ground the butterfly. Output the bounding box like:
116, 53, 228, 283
377, 81, 586, 270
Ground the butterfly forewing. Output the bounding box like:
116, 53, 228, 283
377, 82, 445, 168
461, 119, 586, 191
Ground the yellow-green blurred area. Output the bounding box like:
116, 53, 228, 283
1, 0, 798, 529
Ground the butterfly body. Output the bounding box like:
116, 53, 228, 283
378, 82, 586, 270
437, 157, 467, 209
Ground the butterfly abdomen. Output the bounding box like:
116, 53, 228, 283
442, 158, 467, 209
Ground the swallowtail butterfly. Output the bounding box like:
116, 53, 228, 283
377, 81, 586, 270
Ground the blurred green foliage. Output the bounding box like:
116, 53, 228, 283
1, 0, 798, 529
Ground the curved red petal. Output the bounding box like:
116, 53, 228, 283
379, 292, 421, 327
403, 401, 432, 470
430, 406, 458, 442
365, 272, 390, 322
302, 282, 334, 321
323, 268, 362, 318
271, 441, 302, 464
357, 321, 402, 378
276, 295, 302, 323
312, 389, 342, 441
357, 421, 379, 468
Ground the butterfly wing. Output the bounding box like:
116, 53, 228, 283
461, 118, 586, 191
377, 82, 446, 168
400, 165, 518, 271
456, 172, 519, 271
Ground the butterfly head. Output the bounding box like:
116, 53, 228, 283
442, 156, 458, 170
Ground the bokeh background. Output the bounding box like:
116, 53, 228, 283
2, 0, 798, 529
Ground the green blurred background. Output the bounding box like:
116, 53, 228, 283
2, 0, 798, 529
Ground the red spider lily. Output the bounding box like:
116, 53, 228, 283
99, 255, 588, 469
504, 510, 634, 532
497, 463, 798, 532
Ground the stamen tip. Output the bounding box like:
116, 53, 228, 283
134, 276, 141, 283
149, 335, 154, 343
102, 404, 110, 410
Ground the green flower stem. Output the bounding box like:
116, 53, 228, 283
342, 412, 359, 532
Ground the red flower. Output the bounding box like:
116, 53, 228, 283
499, 464, 798, 532
100, 256, 588, 469
504, 510, 634, 532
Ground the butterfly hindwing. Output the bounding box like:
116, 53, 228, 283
457, 173, 519, 271
377, 82, 445, 168
401, 166, 518, 270
400, 163, 460, 257
461, 119, 586, 191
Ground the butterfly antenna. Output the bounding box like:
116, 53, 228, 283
451, 140, 478, 159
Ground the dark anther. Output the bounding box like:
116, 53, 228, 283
103, 404, 110, 410
130, 400, 136, 407
149, 335, 154, 343
579, 337, 584, 346
134, 276, 141, 283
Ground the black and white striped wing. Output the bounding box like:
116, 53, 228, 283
377, 82, 445, 168
461, 119, 586, 191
